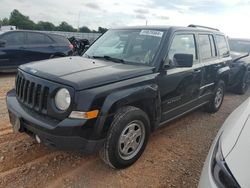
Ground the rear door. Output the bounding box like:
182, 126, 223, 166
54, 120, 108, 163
198, 34, 220, 96
0, 31, 26, 68
26, 32, 55, 62
158, 33, 204, 124
200, 34, 230, 95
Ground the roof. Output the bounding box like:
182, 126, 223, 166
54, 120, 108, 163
111, 25, 224, 34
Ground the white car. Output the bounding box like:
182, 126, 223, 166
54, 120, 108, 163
199, 97, 250, 188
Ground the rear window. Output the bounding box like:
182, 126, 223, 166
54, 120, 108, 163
51, 34, 69, 44
216, 35, 229, 57
0, 32, 25, 45
27, 32, 53, 44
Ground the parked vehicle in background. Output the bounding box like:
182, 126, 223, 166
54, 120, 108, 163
199, 97, 250, 188
68, 36, 90, 56
0, 30, 73, 72
229, 38, 250, 53
228, 38, 250, 94
6, 25, 231, 169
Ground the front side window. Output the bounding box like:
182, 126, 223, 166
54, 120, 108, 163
1, 32, 25, 45
84, 29, 164, 66
167, 34, 197, 66
216, 35, 229, 57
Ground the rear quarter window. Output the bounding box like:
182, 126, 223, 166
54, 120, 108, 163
216, 35, 230, 57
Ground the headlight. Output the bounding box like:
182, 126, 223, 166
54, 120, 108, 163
55, 88, 71, 111
211, 136, 240, 188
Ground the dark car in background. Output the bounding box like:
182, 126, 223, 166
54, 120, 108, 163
0, 30, 73, 72
228, 38, 250, 94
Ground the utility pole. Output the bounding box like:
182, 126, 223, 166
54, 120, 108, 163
146, 20, 148, 26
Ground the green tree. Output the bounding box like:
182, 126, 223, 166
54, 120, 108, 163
9, 9, 35, 29
98, 27, 108, 34
57, 21, 76, 32
35, 21, 56, 31
79, 26, 91, 33
1, 18, 9, 26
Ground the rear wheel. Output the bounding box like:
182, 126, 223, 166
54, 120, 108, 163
205, 80, 225, 113
99, 106, 150, 169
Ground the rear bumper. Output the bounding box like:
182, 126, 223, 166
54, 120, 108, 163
6, 89, 105, 154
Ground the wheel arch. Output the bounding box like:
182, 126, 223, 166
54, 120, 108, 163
217, 66, 230, 86
94, 84, 161, 137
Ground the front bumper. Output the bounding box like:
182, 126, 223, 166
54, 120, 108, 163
6, 89, 105, 154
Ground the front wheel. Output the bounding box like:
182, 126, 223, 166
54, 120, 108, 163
205, 80, 225, 113
99, 106, 150, 169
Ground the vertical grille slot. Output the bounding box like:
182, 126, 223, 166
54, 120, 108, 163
15, 73, 50, 115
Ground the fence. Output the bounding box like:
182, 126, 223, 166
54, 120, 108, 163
34, 30, 102, 43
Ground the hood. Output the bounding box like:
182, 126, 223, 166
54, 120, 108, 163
220, 97, 250, 158
20, 56, 154, 90
220, 97, 250, 188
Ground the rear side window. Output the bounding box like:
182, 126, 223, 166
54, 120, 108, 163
168, 34, 197, 62
216, 35, 229, 57
51, 34, 69, 44
198, 34, 217, 60
1, 32, 25, 45
27, 33, 53, 44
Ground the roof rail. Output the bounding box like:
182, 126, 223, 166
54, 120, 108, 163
188, 24, 219, 31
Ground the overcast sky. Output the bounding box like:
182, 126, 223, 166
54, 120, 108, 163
0, 0, 250, 38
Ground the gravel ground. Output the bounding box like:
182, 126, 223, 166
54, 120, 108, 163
0, 73, 249, 188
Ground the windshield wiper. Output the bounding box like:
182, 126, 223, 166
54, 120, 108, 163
92, 55, 125, 63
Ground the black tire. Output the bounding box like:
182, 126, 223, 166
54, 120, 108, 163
205, 80, 225, 113
235, 71, 250, 95
99, 106, 150, 169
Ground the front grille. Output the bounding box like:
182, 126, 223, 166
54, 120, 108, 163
16, 73, 49, 114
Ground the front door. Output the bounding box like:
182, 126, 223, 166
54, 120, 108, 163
157, 33, 203, 124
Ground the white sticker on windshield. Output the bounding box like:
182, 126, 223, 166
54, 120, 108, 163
140, 30, 163, 38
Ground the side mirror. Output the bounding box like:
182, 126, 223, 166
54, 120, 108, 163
0, 40, 6, 47
173, 53, 193, 67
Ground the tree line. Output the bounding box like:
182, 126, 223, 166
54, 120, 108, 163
0, 9, 108, 33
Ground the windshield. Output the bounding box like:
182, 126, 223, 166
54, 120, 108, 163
84, 29, 165, 66
229, 39, 250, 53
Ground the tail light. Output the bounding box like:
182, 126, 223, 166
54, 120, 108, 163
69, 44, 74, 50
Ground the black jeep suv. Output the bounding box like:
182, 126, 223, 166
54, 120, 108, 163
6, 25, 231, 169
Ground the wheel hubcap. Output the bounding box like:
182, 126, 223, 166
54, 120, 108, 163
118, 120, 145, 160
215, 88, 223, 108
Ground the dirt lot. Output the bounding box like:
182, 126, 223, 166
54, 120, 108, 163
0, 73, 249, 188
